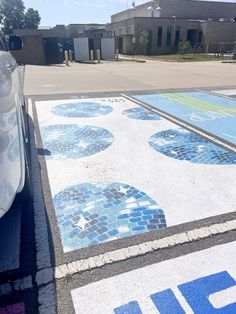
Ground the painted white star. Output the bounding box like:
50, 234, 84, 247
170, 150, 178, 156
196, 145, 205, 153
119, 186, 128, 194
73, 216, 88, 230
64, 205, 75, 211
79, 140, 88, 149
154, 139, 170, 146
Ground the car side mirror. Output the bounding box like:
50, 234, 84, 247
8, 35, 23, 51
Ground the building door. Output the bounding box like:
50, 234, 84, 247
44, 37, 61, 64
119, 37, 123, 54
89, 38, 94, 51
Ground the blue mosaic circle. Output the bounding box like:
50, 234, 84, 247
40, 124, 114, 159
123, 107, 161, 120
149, 128, 236, 164
53, 182, 166, 252
51, 102, 113, 118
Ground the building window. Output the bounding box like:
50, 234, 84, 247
166, 26, 172, 47
198, 31, 202, 44
157, 26, 162, 47
175, 26, 180, 47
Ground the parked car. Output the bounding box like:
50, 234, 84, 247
0, 33, 31, 219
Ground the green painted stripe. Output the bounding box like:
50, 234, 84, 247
163, 93, 236, 116
178, 94, 236, 113
163, 94, 214, 113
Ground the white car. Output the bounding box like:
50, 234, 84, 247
0, 33, 31, 218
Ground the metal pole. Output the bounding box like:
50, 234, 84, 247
90, 50, 94, 63
96, 49, 101, 63
64, 51, 69, 66
172, 16, 176, 49
69, 50, 73, 62
116, 49, 119, 61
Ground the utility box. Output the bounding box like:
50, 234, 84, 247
74, 38, 90, 62
101, 38, 115, 60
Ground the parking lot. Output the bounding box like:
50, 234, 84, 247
1, 61, 236, 314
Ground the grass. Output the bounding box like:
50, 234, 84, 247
142, 54, 231, 62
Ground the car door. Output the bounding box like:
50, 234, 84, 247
0, 36, 24, 218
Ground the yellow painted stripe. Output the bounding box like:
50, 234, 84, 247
164, 94, 215, 113
177, 94, 236, 113
163, 93, 236, 116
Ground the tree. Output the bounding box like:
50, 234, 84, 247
139, 30, 149, 55
0, 0, 25, 34
24, 8, 40, 29
0, 0, 41, 34
178, 41, 191, 55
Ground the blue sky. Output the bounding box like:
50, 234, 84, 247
24, 0, 236, 26
23, 0, 147, 26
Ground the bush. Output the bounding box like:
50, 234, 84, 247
178, 41, 191, 55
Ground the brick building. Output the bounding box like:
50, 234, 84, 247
107, 0, 236, 55
12, 24, 107, 65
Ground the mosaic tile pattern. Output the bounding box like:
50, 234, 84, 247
40, 124, 114, 159
0, 302, 25, 314
51, 102, 113, 118
122, 107, 161, 120
53, 182, 166, 252
149, 128, 236, 164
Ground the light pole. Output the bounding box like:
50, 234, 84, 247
172, 15, 176, 49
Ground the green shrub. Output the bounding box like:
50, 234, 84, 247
178, 41, 191, 55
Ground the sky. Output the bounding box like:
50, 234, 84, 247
23, 0, 236, 26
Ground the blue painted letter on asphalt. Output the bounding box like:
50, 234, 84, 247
178, 271, 236, 313
151, 288, 185, 313
114, 301, 143, 314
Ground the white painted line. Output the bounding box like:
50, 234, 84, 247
196, 88, 236, 102
0, 283, 12, 296
28, 98, 52, 270
0, 276, 32, 296
38, 282, 56, 314
211, 89, 236, 96
122, 94, 236, 153
13, 276, 33, 291
54, 219, 236, 279
28, 98, 57, 314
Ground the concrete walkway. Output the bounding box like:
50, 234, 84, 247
24, 60, 236, 96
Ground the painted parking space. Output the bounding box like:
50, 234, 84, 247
71, 241, 236, 314
134, 91, 236, 146
35, 96, 236, 253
